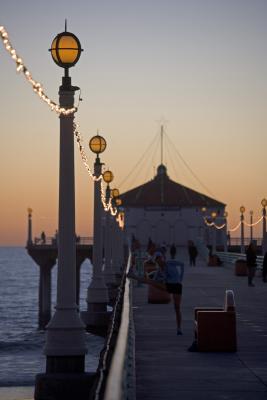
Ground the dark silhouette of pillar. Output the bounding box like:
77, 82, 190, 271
26, 245, 57, 329
38, 260, 55, 329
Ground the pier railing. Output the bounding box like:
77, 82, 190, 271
91, 251, 135, 400
228, 237, 262, 246
216, 251, 263, 271
31, 236, 93, 246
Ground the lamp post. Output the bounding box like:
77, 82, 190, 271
27, 208, 33, 246
249, 210, 253, 242
201, 207, 208, 245
110, 189, 123, 282
261, 198, 267, 254
223, 211, 228, 252
35, 27, 92, 400
102, 170, 117, 301
115, 198, 124, 269
211, 211, 217, 254
85, 133, 109, 331
240, 206, 245, 253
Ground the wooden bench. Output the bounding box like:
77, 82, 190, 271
194, 289, 237, 352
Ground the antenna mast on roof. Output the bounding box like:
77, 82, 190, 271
160, 125, 164, 165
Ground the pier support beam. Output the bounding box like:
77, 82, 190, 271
26, 247, 57, 330
39, 262, 54, 329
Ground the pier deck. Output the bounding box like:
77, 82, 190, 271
133, 252, 267, 400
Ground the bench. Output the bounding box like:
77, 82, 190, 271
194, 289, 237, 352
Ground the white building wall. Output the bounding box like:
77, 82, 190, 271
124, 206, 226, 248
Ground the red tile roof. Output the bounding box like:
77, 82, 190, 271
120, 164, 225, 208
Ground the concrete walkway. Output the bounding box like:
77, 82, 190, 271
133, 252, 267, 400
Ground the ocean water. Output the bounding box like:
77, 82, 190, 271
0, 247, 104, 390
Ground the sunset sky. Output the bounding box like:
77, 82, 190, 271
1, 0, 267, 245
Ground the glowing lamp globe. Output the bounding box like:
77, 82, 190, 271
261, 198, 267, 208
115, 198, 122, 207
27, 208, 33, 215
111, 188, 120, 198
89, 135, 106, 155
103, 170, 114, 184
201, 207, 207, 213
211, 211, 217, 219
49, 31, 83, 69
240, 206, 245, 214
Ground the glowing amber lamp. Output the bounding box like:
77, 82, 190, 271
103, 170, 114, 184
89, 135, 106, 155
49, 31, 82, 69
240, 206, 245, 214
111, 188, 120, 198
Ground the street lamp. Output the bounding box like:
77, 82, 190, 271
249, 210, 253, 242
103, 170, 114, 184
49, 29, 83, 76
102, 170, 117, 301
115, 197, 122, 207
35, 27, 90, 399
223, 211, 228, 252
261, 198, 267, 253
85, 133, 109, 331
111, 188, 120, 199
201, 207, 208, 245
211, 212, 217, 254
89, 134, 107, 156
110, 194, 124, 282
240, 206, 245, 253
27, 208, 33, 246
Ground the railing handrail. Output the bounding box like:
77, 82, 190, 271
30, 236, 93, 246
91, 251, 134, 400
103, 254, 132, 400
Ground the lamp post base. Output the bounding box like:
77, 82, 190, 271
81, 304, 111, 336
35, 371, 95, 400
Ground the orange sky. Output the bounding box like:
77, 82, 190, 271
1, 1, 267, 245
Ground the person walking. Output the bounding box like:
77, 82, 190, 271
262, 251, 267, 283
188, 241, 198, 266
128, 250, 184, 335
246, 242, 257, 287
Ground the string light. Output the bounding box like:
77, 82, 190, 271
74, 123, 118, 216
203, 218, 226, 230
243, 215, 264, 227
227, 221, 241, 232
0, 26, 118, 219
73, 122, 118, 217
0, 26, 76, 115
116, 212, 125, 229
204, 213, 266, 231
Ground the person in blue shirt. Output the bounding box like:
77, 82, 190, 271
127, 250, 184, 335
159, 251, 184, 335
